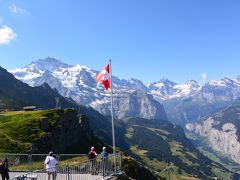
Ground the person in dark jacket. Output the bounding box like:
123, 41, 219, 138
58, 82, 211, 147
88, 146, 97, 175
0, 158, 9, 180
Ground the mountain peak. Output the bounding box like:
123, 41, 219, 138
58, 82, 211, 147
222, 77, 235, 83
160, 77, 170, 82
158, 78, 177, 86
186, 80, 198, 84
208, 77, 237, 87
29, 57, 69, 72
184, 80, 200, 88
33, 57, 62, 64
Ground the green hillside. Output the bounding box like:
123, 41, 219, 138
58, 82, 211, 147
121, 117, 232, 179
0, 108, 158, 179
0, 107, 235, 179
0, 93, 27, 110
75, 105, 234, 179
0, 109, 104, 153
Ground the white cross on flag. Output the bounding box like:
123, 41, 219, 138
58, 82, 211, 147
95, 64, 111, 90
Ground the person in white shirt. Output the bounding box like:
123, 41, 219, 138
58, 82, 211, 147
44, 152, 58, 180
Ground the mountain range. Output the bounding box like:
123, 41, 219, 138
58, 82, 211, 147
11, 57, 240, 125
2, 56, 240, 179
0, 64, 235, 179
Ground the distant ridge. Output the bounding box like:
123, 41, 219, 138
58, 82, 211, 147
10, 57, 240, 125
0, 66, 77, 110
11, 57, 167, 120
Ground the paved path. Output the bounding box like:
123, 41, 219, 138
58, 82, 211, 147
10, 172, 103, 180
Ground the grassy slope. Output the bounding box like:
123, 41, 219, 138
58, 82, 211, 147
123, 117, 232, 179
0, 110, 52, 153
0, 109, 157, 179
0, 108, 233, 179
0, 109, 105, 154
0, 93, 26, 111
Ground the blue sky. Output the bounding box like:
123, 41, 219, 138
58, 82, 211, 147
0, 0, 240, 84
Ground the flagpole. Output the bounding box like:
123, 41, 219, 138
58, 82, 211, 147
109, 59, 116, 172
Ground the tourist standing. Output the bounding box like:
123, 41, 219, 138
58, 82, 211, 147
100, 147, 108, 176
88, 146, 97, 175
44, 152, 58, 180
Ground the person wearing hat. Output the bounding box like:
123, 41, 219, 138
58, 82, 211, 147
100, 147, 108, 176
88, 146, 97, 175
44, 152, 58, 180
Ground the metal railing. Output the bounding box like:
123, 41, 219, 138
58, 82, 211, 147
0, 154, 91, 171
9, 153, 122, 180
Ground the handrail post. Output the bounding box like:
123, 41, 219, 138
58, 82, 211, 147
28, 153, 32, 171
67, 165, 70, 180
120, 152, 122, 172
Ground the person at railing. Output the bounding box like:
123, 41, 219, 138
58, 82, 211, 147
14, 157, 20, 166
44, 151, 58, 180
88, 146, 97, 175
100, 147, 108, 177
0, 158, 9, 180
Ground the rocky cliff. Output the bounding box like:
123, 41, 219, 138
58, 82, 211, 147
186, 101, 240, 164
91, 90, 167, 120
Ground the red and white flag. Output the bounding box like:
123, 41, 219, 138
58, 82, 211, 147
95, 64, 111, 90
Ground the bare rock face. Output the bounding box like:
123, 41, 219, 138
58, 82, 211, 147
91, 90, 167, 120
186, 118, 240, 164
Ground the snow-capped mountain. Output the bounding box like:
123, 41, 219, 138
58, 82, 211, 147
10, 57, 168, 120
10, 57, 240, 124
12, 58, 204, 101
199, 77, 240, 102
147, 78, 177, 98
164, 77, 240, 125
147, 78, 201, 100
173, 80, 201, 98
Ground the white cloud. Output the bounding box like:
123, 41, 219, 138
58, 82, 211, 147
201, 73, 208, 82
9, 4, 30, 16
0, 17, 2, 24
0, 26, 17, 45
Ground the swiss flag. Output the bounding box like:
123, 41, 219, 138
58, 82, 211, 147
95, 64, 111, 90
